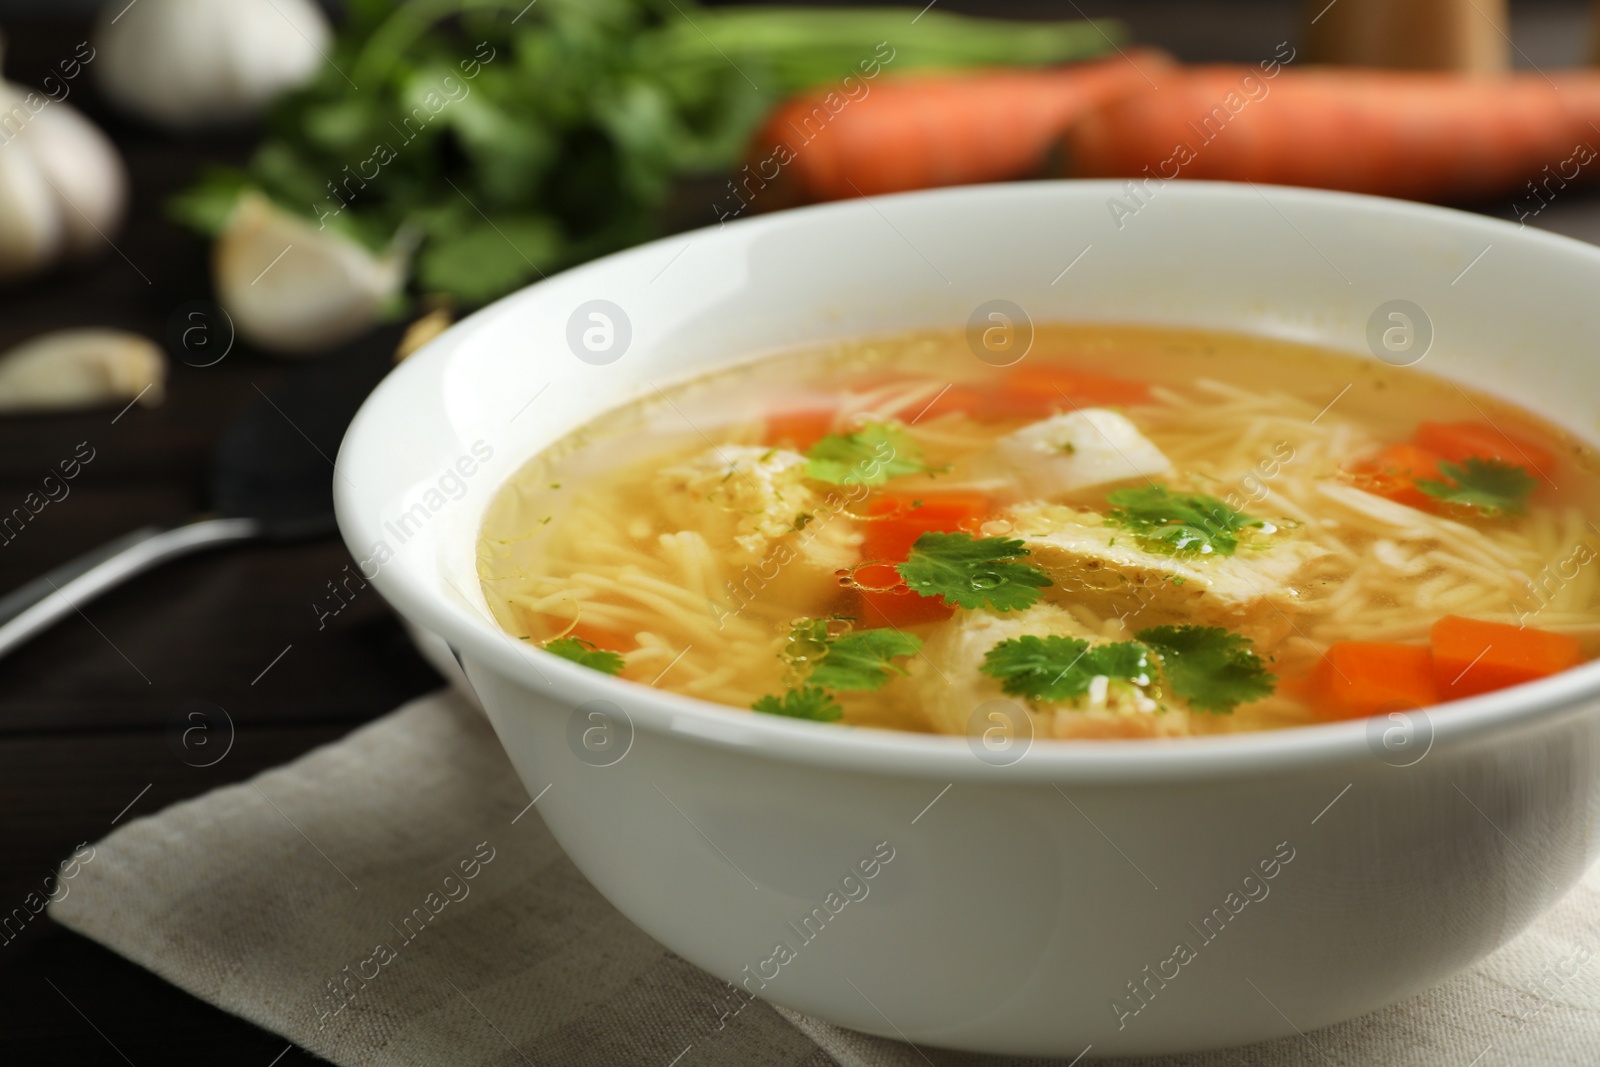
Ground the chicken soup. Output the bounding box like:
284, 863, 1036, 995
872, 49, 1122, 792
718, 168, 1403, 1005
476, 324, 1600, 739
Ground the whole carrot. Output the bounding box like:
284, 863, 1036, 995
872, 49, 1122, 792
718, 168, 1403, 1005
744, 50, 1172, 207
1056, 66, 1600, 205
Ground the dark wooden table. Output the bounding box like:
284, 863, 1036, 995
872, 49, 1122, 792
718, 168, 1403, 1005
3, 3, 1599, 1064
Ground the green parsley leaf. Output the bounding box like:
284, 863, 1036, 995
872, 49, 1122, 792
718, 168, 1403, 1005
1105, 486, 1265, 557
1416, 458, 1537, 516
753, 687, 842, 722
1136, 625, 1273, 714
897, 532, 1053, 612
804, 423, 932, 486
544, 637, 625, 676
808, 629, 923, 692
980, 635, 1152, 703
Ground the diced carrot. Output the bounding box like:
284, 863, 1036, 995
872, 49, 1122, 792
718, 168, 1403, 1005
851, 561, 902, 586
1274, 670, 1314, 705
860, 590, 953, 627
856, 563, 956, 627
530, 618, 634, 652
853, 494, 988, 629
860, 492, 991, 564
566, 622, 633, 652
509, 600, 635, 650
764, 407, 838, 450
1430, 615, 1582, 699
1310, 642, 1438, 721
1346, 443, 1445, 511
1413, 421, 1554, 473
914, 383, 986, 422
987, 364, 1150, 417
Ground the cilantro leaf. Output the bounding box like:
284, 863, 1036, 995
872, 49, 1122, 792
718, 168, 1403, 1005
545, 637, 625, 676
1105, 486, 1265, 557
1416, 458, 1537, 517
897, 532, 1053, 612
980, 635, 1152, 703
807, 628, 923, 692
1136, 625, 1273, 713
804, 423, 932, 486
753, 687, 842, 722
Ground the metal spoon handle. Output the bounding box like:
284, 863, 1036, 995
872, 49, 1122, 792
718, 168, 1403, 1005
0, 517, 262, 660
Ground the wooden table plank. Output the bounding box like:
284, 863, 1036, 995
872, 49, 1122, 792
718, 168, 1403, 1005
1, 725, 360, 1067
0, 15, 450, 1061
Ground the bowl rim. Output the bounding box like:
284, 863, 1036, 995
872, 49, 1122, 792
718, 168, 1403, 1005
337, 179, 1600, 784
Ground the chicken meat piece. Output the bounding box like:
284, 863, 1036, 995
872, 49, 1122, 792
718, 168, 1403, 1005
1007, 503, 1328, 647
983, 409, 1171, 503
656, 445, 814, 560
654, 443, 859, 578
912, 603, 1201, 740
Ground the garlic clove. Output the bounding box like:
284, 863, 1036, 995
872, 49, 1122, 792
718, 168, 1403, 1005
214, 193, 410, 356
95, 0, 332, 129
0, 329, 166, 414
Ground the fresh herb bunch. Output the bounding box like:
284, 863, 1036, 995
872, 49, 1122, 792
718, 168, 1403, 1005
172, 0, 1121, 307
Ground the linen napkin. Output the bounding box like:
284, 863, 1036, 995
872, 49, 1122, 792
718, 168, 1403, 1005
49, 689, 1600, 1066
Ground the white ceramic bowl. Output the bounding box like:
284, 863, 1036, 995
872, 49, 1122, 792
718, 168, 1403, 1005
336, 182, 1600, 1057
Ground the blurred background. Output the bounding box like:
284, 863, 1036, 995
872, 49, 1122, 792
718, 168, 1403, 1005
3, 0, 1600, 1063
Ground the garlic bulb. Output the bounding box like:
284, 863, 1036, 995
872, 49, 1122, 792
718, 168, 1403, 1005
0, 73, 127, 281
215, 193, 410, 356
94, 0, 332, 129
0, 330, 166, 414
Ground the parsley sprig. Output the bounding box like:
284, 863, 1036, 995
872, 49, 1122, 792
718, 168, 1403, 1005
1135, 626, 1273, 713
980, 635, 1151, 703
804, 423, 934, 486
897, 532, 1053, 612
1105, 486, 1266, 556
1416, 457, 1537, 517
809, 631, 922, 690
545, 636, 625, 676
752, 687, 841, 722
752, 619, 922, 722
979, 624, 1272, 714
